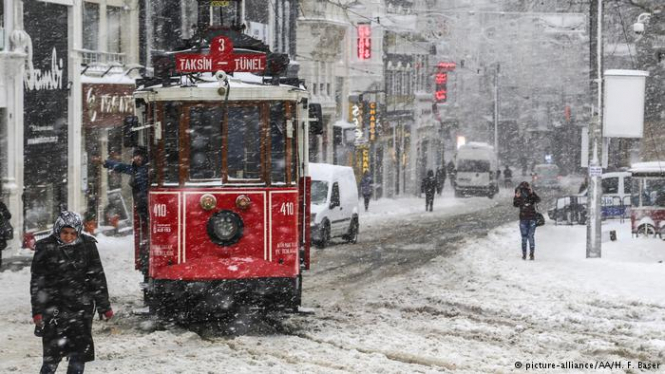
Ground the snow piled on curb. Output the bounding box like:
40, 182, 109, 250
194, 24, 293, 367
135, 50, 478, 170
2, 189, 665, 373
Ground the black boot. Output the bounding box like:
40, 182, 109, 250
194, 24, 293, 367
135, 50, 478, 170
522, 252, 526, 260
529, 251, 534, 261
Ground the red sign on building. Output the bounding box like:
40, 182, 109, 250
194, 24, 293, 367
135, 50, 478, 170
175, 36, 267, 73
357, 24, 371, 60
434, 61, 456, 104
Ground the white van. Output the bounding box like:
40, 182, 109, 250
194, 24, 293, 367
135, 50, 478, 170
309, 163, 360, 248
454, 142, 499, 198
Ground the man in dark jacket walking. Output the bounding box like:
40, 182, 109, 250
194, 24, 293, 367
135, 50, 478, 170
435, 167, 446, 195
360, 172, 373, 212
0, 199, 11, 268
513, 181, 541, 260
31, 211, 113, 374
503, 166, 513, 188
446, 160, 456, 188
422, 170, 437, 212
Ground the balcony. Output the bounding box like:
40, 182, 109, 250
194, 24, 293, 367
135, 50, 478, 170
80, 49, 126, 66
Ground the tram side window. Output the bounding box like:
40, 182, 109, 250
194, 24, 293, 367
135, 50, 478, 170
189, 107, 222, 179
644, 179, 665, 207
290, 109, 298, 181
631, 178, 641, 207
163, 103, 180, 184
227, 106, 261, 180
270, 103, 286, 184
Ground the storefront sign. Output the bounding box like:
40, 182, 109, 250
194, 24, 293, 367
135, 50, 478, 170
368, 102, 377, 141
357, 24, 371, 60
83, 84, 135, 127
23, 0, 69, 230
434, 62, 456, 104
23, 1, 68, 183
350, 102, 365, 145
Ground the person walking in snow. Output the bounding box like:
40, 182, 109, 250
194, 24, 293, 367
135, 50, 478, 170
31, 211, 113, 374
513, 181, 541, 260
422, 170, 437, 212
446, 160, 456, 188
360, 171, 373, 212
435, 167, 446, 195
503, 166, 513, 188
0, 199, 12, 269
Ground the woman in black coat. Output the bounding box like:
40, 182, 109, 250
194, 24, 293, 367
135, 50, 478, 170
513, 181, 541, 260
30, 211, 113, 374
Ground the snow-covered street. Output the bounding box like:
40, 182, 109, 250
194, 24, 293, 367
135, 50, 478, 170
2, 189, 665, 373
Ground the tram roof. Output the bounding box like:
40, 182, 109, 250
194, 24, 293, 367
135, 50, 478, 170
134, 72, 308, 102
629, 162, 665, 175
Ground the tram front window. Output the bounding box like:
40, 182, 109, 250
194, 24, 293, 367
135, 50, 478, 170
227, 106, 261, 180
163, 103, 180, 184
189, 107, 222, 179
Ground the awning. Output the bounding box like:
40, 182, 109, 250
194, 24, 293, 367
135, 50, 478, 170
333, 120, 356, 129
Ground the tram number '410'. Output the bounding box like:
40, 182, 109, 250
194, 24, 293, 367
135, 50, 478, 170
153, 204, 167, 217
279, 202, 294, 216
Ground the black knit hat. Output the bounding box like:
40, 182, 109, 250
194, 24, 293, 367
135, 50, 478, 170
133, 146, 148, 160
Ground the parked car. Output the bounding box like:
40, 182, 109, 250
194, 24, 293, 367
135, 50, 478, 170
309, 163, 359, 248
532, 163, 561, 190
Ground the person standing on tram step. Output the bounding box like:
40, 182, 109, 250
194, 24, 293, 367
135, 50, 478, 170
422, 170, 437, 212
103, 147, 149, 225
513, 181, 541, 260
30, 211, 113, 374
360, 171, 373, 212
435, 167, 446, 195
0, 199, 12, 269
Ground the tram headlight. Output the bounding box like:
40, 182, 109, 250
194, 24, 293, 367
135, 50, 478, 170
235, 194, 251, 210
207, 210, 244, 246
200, 194, 217, 211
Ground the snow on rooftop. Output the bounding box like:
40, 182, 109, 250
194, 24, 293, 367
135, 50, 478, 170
81, 74, 137, 85
629, 161, 665, 174
309, 162, 352, 181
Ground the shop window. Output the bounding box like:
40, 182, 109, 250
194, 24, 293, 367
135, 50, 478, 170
107, 6, 123, 54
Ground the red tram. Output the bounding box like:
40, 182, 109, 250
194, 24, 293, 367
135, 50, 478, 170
126, 30, 316, 318
629, 162, 665, 238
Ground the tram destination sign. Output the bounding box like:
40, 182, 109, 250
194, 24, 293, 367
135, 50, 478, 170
175, 36, 267, 73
